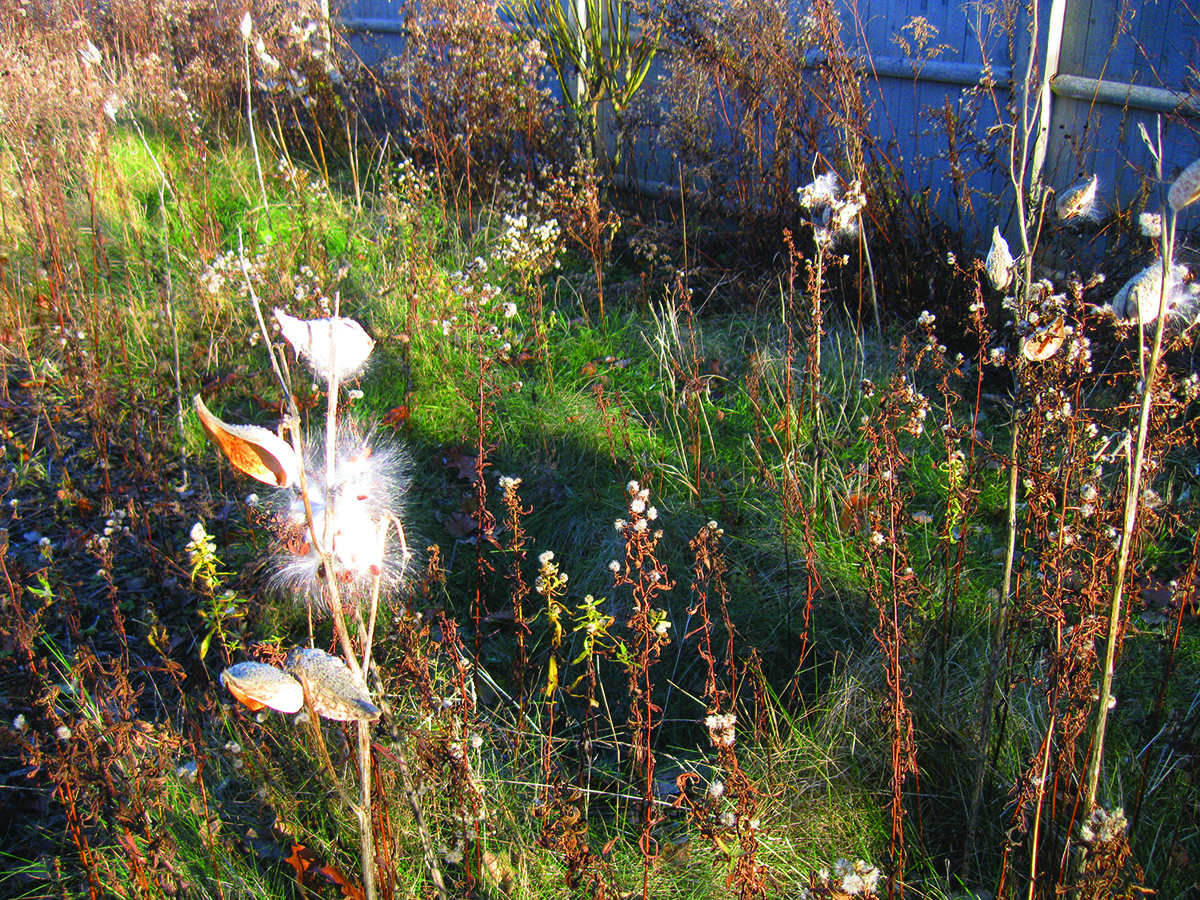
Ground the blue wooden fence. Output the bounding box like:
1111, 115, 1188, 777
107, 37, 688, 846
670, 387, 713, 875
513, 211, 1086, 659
339, 0, 1200, 241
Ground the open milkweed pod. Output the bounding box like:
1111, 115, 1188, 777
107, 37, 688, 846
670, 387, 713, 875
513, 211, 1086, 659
1056, 174, 1099, 223
985, 226, 1014, 292
1169, 158, 1200, 212
273, 308, 375, 382
1110, 261, 1190, 324
220, 661, 304, 713
1022, 315, 1067, 361
194, 395, 300, 488
285, 648, 380, 722
270, 427, 411, 614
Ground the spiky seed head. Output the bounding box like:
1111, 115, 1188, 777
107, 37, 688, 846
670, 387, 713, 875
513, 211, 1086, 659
1056, 174, 1099, 222
271, 427, 409, 614
985, 226, 1014, 292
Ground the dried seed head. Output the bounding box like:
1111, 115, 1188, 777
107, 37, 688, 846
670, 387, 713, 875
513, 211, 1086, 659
271, 428, 409, 614
985, 226, 1014, 292
221, 661, 304, 713
285, 648, 380, 722
1169, 158, 1200, 212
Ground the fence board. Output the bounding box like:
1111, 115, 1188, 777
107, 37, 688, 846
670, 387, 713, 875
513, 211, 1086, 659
339, 0, 1200, 235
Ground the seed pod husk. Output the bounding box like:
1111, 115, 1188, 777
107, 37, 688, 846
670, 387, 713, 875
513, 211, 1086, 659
1111, 261, 1189, 324
1169, 158, 1200, 212
1056, 174, 1099, 222
285, 648, 380, 722
220, 661, 304, 713
274, 308, 375, 382
985, 226, 1014, 292
194, 395, 300, 488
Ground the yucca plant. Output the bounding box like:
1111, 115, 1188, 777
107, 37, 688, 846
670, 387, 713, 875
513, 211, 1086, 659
503, 0, 660, 165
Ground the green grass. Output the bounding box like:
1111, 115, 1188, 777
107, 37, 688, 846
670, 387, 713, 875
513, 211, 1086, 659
2, 67, 1198, 900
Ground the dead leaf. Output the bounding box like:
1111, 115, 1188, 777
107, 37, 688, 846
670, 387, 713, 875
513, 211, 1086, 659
382, 405, 410, 426
199, 368, 243, 396
193, 395, 299, 488
444, 447, 485, 484
443, 511, 478, 539
315, 860, 365, 900
480, 850, 516, 896
284, 843, 317, 881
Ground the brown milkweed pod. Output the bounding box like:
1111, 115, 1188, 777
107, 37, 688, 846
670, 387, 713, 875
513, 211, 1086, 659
194, 395, 300, 489
1022, 315, 1067, 361
285, 648, 380, 722
1169, 158, 1200, 212
220, 661, 304, 713
985, 226, 1014, 292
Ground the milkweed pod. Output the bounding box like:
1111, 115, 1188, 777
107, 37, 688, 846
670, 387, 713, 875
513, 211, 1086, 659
274, 308, 375, 382
194, 395, 300, 488
1022, 315, 1067, 361
1169, 158, 1200, 212
1110, 261, 1189, 324
1057, 175, 1099, 222
221, 661, 304, 713
985, 226, 1014, 292
285, 648, 380, 722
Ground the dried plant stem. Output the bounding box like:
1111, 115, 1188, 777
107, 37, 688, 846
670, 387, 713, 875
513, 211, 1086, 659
243, 34, 269, 219
964, 411, 1021, 875
356, 722, 377, 900
1027, 715, 1055, 900
1083, 210, 1176, 811
131, 122, 187, 490
859, 217, 881, 340
393, 728, 448, 900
